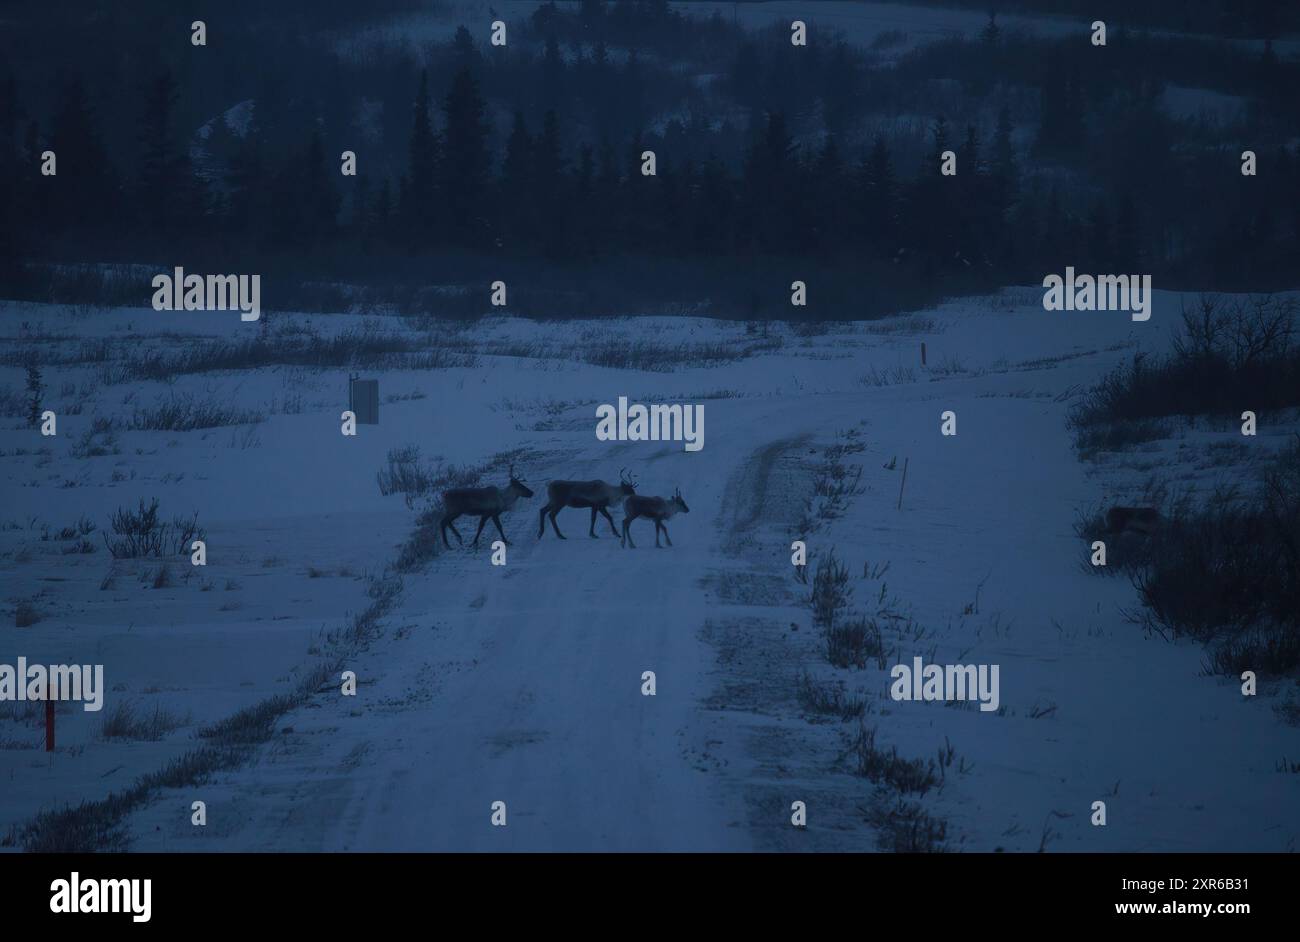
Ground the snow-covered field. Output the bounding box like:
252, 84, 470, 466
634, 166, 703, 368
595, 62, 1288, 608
2, 289, 1297, 851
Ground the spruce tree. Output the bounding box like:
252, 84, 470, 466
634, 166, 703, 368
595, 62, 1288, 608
442, 68, 491, 246
404, 70, 438, 243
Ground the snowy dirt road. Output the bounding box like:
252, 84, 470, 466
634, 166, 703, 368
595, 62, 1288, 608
128, 399, 830, 851
97, 299, 1300, 852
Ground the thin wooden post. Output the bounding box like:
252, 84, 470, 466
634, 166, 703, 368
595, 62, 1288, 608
45, 699, 55, 752
921, 342, 927, 366
897, 457, 909, 510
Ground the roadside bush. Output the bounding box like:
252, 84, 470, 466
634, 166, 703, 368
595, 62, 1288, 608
377, 444, 438, 508
103, 498, 205, 559
130, 395, 263, 431
1069, 294, 1299, 454
809, 548, 852, 631
1133, 439, 1300, 673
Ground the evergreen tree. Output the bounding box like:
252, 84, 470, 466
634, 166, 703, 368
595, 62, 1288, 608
695, 153, 733, 254
441, 68, 491, 246
930, 115, 951, 163
500, 111, 533, 248
1113, 192, 1140, 267
574, 141, 596, 255
812, 135, 846, 253
1037, 71, 1085, 159
403, 70, 439, 243
0, 74, 15, 156
1087, 200, 1111, 270
542, 35, 565, 115
622, 50, 646, 139
302, 128, 338, 241
533, 109, 569, 254
860, 136, 897, 254
371, 175, 393, 241
904, 116, 960, 266
136, 69, 206, 236
451, 25, 480, 74
226, 114, 268, 241
958, 124, 987, 263
743, 112, 796, 252
981, 11, 1000, 45
47, 75, 115, 232
990, 107, 1018, 216
0, 74, 20, 280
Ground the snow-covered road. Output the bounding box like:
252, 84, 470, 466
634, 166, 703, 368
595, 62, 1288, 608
7, 294, 1295, 852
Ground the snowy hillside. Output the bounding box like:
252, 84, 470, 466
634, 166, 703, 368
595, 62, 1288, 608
4, 290, 1296, 851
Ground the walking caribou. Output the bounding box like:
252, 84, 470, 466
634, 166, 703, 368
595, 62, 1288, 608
538, 469, 638, 539
620, 488, 690, 549
440, 465, 535, 549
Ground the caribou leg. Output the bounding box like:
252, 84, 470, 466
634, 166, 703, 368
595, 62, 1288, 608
589, 507, 600, 538
622, 513, 639, 548
471, 515, 489, 547
491, 514, 510, 545
654, 520, 664, 548
661, 522, 673, 547
548, 509, 566, 539
441, 513, 464, 549
599, 506, 620, 537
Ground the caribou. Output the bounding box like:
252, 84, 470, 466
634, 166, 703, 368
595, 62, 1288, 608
440, 465, 535, 549
538, 469, 638, 539
620, 488, 690, 549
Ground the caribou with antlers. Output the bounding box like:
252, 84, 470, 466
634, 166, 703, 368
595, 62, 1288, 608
538, 468, 638, 539
620, 488, 690, 549
440, 464, 535, 549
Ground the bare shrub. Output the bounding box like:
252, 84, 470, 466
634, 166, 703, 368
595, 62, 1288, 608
825, 615, 886, 669
796, 671, 866, 720
851, 724, 940, 796
866, 798, 950, 852
102, 498, 205, 558
377, 444, 438, 508
101, 701, 186, 741
810, 548, 852, 631
1133, 440, 1300, 673
131, 395, 264, 431
1070, 294, 1299, 455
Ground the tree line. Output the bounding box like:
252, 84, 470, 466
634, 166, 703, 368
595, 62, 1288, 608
2, 2, 1298, 311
